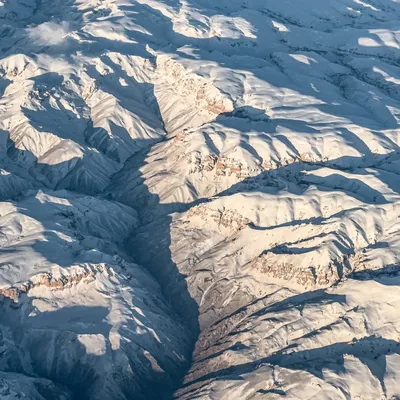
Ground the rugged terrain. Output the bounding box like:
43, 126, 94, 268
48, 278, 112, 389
1, 0, 400, 399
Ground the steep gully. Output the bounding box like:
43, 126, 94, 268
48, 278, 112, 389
5, 78, 203, 399
0, 2, 204, 397
118, 143, 202, 400
4, 103, 202, 399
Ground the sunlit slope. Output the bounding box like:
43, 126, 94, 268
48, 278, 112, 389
1, 0, 400, 399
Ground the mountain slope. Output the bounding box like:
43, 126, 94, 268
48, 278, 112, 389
1, 0, 400, 399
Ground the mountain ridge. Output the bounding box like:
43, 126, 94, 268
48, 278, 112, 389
1, 0, 400, 399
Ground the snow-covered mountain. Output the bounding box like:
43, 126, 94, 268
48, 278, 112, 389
1, 0, 400, 399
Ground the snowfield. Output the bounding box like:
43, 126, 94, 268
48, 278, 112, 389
1, 0, 400, 399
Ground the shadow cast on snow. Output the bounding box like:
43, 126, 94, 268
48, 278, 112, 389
0, 41, 198, 400
181, 335, 400, 397
0, 300, 183, 400
2, 130, 200, 399
1, 0, 400, 398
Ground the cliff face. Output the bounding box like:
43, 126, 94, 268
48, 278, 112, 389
1, 0, 400, 399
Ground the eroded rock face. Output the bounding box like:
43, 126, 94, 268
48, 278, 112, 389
155, 56, 234, 132
0, 270, 98, 302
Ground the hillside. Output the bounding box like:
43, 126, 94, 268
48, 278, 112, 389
1, 0, 400, 399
